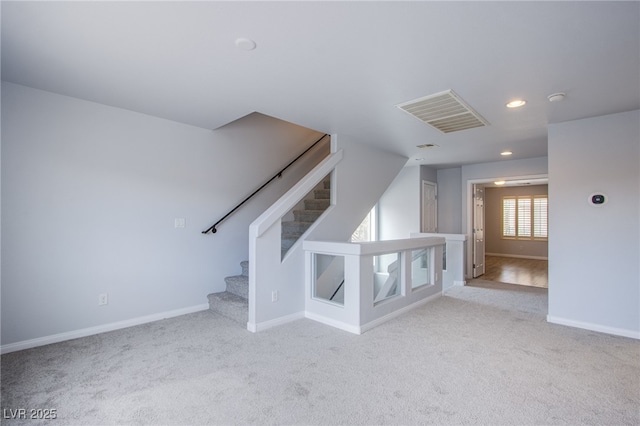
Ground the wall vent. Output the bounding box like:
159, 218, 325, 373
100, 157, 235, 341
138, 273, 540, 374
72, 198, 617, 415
396, 90, 489, 134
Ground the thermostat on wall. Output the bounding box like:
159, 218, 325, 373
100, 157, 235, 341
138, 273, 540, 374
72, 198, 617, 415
589, 193, 607, 206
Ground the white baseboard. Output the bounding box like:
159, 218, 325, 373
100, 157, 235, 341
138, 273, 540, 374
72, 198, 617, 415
360, 293, 442, 333
303, 311, 362, 335
305, 293, 443, 335
1, 304, 210, 355
247, 311, 305, 333
486, 253, 548, 261
547, 315, 640, 340
453, 280, 466, 286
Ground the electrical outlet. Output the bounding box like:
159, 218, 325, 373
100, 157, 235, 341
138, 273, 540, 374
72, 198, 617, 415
271, 290, 278, 303
98, 293, 108, 306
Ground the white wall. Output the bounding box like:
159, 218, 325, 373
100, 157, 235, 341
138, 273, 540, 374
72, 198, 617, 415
1, 82, 326, 348
378, 166, 421, 240
250, 136, 408, 329
547, 110, 639, 338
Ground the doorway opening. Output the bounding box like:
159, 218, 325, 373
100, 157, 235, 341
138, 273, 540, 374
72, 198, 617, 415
467, 176, 548, 289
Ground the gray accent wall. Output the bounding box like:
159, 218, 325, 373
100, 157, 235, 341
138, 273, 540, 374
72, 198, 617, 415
1, 82, 327, 346
436, 167, 462, 234
548, 109, 639, 337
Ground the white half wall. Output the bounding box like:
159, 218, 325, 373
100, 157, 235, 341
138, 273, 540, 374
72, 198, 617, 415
547, 110, 639, 338
1, 82, 326, 348
248, 135, 407, 330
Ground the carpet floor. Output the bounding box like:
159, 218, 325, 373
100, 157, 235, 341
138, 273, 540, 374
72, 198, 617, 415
2, 280, 639, 425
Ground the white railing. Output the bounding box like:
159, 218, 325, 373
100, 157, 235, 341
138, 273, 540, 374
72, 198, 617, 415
411, 233, 467, 291
303, 236, 445, 334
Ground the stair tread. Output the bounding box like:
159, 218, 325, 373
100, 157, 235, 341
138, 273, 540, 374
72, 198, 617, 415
207, 291, 248, 325
224, 275, 248, 283
293, 209, 327, 214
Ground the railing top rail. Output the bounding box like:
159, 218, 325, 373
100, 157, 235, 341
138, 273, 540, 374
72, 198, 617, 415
303, 236, 446, 256
250, 149, 343, 239
410, 232, 467, 241
202, 133, 329, 235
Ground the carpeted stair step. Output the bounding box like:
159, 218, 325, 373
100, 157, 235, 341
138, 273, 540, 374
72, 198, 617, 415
224, 274, 248, 299
281, 235, 300, 250
314, 188, 330, 199
293, 209, 325, 222
207, 292, 248, 325
282, 221, 313, 235
240, 260, 249, 276
304, 198, 330, 210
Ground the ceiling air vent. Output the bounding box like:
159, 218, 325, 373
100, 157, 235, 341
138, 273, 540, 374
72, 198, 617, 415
396, 90, 489, 134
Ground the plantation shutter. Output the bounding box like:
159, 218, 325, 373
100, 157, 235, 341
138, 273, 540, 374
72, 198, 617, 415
517, 197, 532, 237
533, 197, 548, 238
502, 198, 516, 237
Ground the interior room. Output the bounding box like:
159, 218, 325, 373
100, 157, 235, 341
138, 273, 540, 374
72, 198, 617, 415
1, 1, 638, 424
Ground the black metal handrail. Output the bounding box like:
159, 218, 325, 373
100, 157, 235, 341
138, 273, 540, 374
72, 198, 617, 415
202, 133, 330, 234
329, 280, 344, 301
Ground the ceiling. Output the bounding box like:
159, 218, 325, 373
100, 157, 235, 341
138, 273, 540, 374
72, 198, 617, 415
2, 1, 639, 169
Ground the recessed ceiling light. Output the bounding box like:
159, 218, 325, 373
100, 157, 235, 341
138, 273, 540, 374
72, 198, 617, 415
235, 38, 256, 51
506, 99, 526, 108
501, 151, 513, 156
494, 180, 506, 186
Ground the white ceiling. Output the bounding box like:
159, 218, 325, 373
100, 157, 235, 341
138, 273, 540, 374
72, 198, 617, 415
2, 1, 639, 169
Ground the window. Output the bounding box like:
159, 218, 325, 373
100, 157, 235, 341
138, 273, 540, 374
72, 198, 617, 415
351, 206, 377, 242
502, 195, 548, 240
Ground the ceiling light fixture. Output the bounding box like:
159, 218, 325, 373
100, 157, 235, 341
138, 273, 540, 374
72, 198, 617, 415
506, 99, 526, 108
547, 92, 566, 102
501, 151, 513, 156
235, 38, 256, 51
416, 143, 439, 149
494, 180, 506, 186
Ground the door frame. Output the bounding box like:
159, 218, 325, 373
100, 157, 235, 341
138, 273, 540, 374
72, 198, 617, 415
472, 184, 485, 277
421, 180, 437, 233
465, 174, 548, 280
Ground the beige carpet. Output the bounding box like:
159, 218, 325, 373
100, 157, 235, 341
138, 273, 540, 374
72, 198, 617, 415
2, 281, 639, 425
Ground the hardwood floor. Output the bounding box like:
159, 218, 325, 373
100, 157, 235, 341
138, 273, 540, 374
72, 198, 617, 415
480, 255, 548, 288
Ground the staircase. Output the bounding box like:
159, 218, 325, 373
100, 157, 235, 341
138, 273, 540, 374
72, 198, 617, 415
281, 178, 331, 259
207, 178, 331, 325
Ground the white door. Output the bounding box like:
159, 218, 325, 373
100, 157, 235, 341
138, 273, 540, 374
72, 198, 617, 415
421, 181, 437, 233
473, 185, 485, 277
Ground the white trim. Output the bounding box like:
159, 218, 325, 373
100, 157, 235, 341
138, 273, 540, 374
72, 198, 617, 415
247, 311, 305, 333
453, 280, 466, 286
547, 315, 640, 340
250, 149, 343, 239
465, 174, 548, 284
421, 180, 437, 233
486, 253, 548, 261
304, 311, 362, 334
361, 293, 441, 333
0, 304, 210, 355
